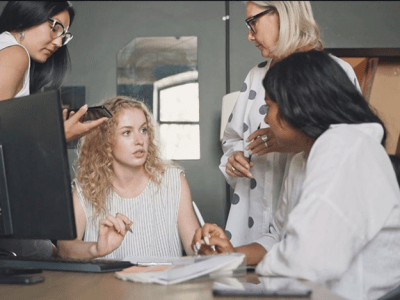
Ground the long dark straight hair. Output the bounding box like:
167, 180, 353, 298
0, 1, 75, 93
263, 50, 387, 146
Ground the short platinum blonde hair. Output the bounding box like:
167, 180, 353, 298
250, 1, 324, 58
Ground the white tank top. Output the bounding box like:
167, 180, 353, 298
0, 31, 30, 97
74, 167, 184, 259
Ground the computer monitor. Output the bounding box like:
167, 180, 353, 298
0, 90, 76, 240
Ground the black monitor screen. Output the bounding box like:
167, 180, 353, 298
0, 90, 76, 240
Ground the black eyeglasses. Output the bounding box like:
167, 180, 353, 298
48, 18, 73, 46
245, 7, 276, 34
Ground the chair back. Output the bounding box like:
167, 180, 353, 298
220, 91, 240, 140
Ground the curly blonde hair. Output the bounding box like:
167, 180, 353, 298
76, 96, 171, 216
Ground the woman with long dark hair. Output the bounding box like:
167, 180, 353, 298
0, 1, 108, 141
195, 50, 400, 300
0, 1, 108, 259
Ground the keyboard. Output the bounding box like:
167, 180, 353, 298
0, 257, 135, 273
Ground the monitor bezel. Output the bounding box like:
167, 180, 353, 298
0, 90, 77, 240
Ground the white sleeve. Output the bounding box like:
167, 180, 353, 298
330, 55, 361, 92
257, 195, 362, 283
256, 126, 399, 283
219, 69, 256, 188
254, 153, 306, 252
253, 215, 282, 252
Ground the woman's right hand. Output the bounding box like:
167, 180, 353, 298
192, 223, 235, 255
226, 151, 254, 178
63, 105, 109, 142
93, 213, 132, 257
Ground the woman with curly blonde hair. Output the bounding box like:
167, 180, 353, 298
58, 96, 199, 259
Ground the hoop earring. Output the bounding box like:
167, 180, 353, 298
19, 31, 25, 41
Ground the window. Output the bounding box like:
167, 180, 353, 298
117, 36, 199, 160
154, 71, 200, 160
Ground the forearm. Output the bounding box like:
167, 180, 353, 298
234, 242, 267, 266
57, 240, 100, 259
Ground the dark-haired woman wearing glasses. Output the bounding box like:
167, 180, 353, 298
0, 1, 108, 259
217, 1, 360, 265
0, 1, 108, 141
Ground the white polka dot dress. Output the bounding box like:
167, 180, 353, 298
220, 59, 292, 249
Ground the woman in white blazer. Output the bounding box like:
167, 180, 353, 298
195, 50, 400, 300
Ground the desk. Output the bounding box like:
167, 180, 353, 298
1, 271, 343, 300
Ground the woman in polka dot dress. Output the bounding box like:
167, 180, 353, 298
213, 1, 360, 265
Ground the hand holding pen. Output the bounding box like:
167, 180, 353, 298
192, 201, 217, 254
116, 212, 133, 233
94, 213, 132, 258
191, 222, 235, 256
226, 151, 255, 178
226, 125, 260, 179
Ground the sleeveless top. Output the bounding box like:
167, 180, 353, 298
0, 31, 30, 97
74, 167, 184, 259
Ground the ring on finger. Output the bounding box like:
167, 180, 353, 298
231, 166, 236, 172
261, 135, 268, 142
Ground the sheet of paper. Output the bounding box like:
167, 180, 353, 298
116, 253, 246, 285
118, 266, 169, 274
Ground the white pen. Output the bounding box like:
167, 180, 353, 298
192, 201, 216, 252
137, 262, 172, 267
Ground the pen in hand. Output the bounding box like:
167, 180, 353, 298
248, 123, 261, 162
192, 201, 216, 252
116, 212, 133, 233
125, 224, 133, 233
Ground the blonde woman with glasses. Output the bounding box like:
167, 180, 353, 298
205, 1, 361, 265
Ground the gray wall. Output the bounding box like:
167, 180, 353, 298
1, 1, 400, 228
67, 1, 400, 228
65, 1, 228, 227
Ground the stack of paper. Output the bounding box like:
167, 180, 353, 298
115, 253, 246, 285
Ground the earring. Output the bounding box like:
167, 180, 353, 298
19, 31, 24, 41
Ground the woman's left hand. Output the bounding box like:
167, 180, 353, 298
191, 223, 234, 255
245, 127, 282, 156
63, 105, 109, 142
95, 213, 132, 257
